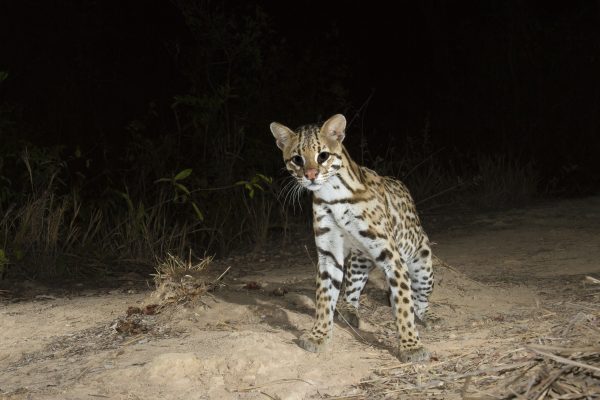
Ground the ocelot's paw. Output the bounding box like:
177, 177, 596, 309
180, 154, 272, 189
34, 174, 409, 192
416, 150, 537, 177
298, 332, 330, 353
336, 308, 360, 328
396, 346, 430, 363
416, 310, 442, 330
425, 310, 442, 323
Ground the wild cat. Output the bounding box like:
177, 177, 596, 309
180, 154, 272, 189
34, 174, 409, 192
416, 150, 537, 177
270, 114, 433, 361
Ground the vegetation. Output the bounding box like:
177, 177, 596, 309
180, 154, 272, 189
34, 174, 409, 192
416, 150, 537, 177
0, 2, 345, 279
0, 1, 593, 280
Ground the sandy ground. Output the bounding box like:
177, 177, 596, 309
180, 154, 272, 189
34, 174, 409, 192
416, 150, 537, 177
1, 196, 599, 400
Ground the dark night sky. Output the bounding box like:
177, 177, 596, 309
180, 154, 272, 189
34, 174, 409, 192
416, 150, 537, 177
1, 1, 599, 193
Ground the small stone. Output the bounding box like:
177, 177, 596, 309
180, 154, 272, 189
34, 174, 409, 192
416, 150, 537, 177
244, 282, 261, 290
126, 306, 142, 316
271, 287, 287, 296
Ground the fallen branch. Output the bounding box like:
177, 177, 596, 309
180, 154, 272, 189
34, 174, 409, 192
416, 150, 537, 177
526, 346, 600, 374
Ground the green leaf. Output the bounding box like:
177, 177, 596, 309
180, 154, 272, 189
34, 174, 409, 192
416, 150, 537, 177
117, 191, 134, 212
174, 168, 193, 181
256, 173, 272, 184
191, 202, 204, 221
174, 183, 191, 196
154, 177, 172, 184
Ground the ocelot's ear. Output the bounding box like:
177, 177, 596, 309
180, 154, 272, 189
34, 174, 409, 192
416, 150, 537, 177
321, 114, 346, 143
270, 122, 296, 150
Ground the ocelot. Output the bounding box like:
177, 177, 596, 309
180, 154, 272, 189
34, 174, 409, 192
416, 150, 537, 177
270, 114, 433, 362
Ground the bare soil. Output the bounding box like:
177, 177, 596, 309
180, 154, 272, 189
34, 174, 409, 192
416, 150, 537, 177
1, 197, 599, 400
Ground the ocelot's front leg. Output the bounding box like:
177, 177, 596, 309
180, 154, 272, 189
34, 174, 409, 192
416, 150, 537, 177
299, 221, 347, 352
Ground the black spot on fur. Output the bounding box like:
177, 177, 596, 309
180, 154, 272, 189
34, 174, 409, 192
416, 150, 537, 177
376, 248, 393, 262
314, 226, 330, 236
359, 230, 377, 240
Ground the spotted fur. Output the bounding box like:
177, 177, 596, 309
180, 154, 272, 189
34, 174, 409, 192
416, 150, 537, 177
270, 114, 433, 362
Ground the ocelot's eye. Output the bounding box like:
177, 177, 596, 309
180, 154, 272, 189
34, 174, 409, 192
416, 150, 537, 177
317, 152, 330, 163
291, 155, 304, 166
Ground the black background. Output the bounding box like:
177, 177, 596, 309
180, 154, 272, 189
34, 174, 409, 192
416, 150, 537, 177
1, 0, 599, 194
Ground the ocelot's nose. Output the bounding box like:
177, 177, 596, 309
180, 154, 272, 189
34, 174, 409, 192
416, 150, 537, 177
304, 168, 319, 181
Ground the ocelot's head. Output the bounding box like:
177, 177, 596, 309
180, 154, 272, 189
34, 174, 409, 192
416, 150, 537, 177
270, 114, 346, 191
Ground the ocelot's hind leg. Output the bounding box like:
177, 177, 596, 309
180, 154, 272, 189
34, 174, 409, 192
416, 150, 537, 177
336, 250, 373, 328
407, 242, 434, 324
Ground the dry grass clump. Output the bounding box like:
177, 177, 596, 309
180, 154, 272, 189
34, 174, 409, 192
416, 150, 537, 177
507, 344, 600, 399
152, 252, 227, 307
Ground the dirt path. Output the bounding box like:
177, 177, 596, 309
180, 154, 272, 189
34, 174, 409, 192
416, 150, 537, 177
1, 197, 599, 399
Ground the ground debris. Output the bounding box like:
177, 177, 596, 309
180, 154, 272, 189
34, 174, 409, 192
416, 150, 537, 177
151, 253, 228, 308
126, 306, 142, 316
244, 281, 261, 290
113, 314, 151, 335
271, 287, 288, 296
354, 304, 600, 400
